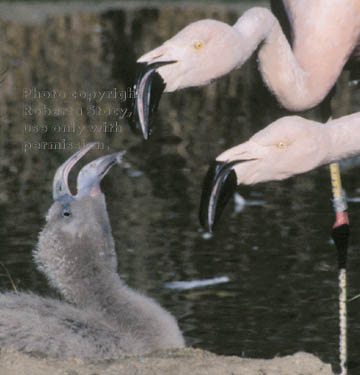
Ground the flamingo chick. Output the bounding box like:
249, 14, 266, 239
0, 144, 184, 360
199, 112, 360, 231
131, 1, 360, 139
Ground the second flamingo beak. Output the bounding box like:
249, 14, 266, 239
129, 61, 177, 140
199, 159, 250, 232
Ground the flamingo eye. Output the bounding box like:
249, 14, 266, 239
193, 40, 204, 50
277, 142, 287, 150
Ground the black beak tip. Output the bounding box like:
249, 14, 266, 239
199, 160, 238, 232
199, 209, 214, 233
129, 61, 174, 140
127, 103, 139, 133
127, 107, 150, 140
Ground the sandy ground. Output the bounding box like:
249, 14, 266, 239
0, 348, 333, 375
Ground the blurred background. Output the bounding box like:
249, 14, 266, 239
0, 1, 359, 373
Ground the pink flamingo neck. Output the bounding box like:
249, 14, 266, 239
233, 6, 360, 111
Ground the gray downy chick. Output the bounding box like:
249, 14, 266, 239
0, 143, 184, 360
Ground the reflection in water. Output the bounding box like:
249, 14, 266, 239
0, 3, 360, 373
165, 276, 230, 290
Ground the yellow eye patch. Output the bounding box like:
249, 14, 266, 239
277, 142, 287, 150
193, 40, 204, 50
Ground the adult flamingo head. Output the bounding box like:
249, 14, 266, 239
131, 19, 243, 139
199, 116, 331, 232
130, 3, 360, 139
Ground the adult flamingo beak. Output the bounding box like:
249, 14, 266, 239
129, 61, 177, 139
199, 159, 251, 232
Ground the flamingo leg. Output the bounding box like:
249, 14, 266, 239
329, 161, 349, 375
328, 71, 351, 374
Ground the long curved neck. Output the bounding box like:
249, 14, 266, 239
233, 6, 359, 111
233, 8, 308, 110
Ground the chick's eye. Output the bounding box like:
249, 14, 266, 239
62, 209, 72, 217
193, 40, 204, 50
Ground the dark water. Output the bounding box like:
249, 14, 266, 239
2, 123, 360, 373
0, 3, 360, 374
